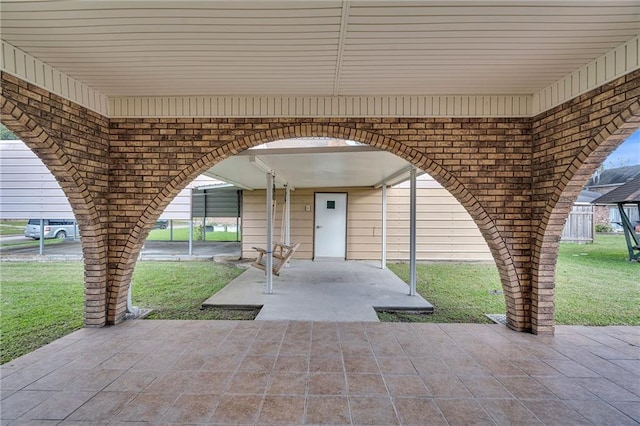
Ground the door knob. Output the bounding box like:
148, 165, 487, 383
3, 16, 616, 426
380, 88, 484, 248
316, 225, 322, 229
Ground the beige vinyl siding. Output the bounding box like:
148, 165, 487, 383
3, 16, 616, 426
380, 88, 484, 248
242, 180, 492, 262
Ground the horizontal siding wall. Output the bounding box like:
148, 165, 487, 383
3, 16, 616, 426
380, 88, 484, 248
242, 177, 492, 262
0, 140, 218, 220
0, 141, 74, 218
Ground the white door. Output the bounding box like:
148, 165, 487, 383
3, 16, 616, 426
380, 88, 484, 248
314, 193, 347, 259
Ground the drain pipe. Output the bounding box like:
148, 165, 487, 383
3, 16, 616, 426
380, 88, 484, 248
127, 248, 143, 317
126, 285, 140, 317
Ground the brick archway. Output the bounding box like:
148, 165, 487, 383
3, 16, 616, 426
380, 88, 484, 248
111, 123, 528, 330
0, 95, 110, 326
531, 98, 640, 333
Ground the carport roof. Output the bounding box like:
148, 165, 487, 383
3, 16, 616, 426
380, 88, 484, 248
204, 138, 417, 189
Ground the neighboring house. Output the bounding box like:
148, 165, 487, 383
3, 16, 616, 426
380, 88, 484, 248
586, 165, 640, 231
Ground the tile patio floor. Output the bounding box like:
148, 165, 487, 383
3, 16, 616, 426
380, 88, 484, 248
1, 320, 639, 425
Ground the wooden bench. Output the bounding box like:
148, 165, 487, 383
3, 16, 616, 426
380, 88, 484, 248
251, 241, 300, 275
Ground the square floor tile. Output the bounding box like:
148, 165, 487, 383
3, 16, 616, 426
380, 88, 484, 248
384, 374, 430, 397
273, 355, 309, 373
226, 371, 270, 394
113, 392, 176, 422
304, 395, 350, 425
435, 398, 495, 426
479, 399, 543, 425
161, 393, 221, 423
210, 394, 263, 424
350, 396, 399, 425
257, 395, 305, 425
266, 372, 308, 395
394, 397, 447, 426
308, 373, 347, 396
346, 373, 388, 396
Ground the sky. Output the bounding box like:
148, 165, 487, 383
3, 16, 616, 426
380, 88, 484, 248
603, 128, 640, 168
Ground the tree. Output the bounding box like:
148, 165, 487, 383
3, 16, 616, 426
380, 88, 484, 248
0, 124, 18, 140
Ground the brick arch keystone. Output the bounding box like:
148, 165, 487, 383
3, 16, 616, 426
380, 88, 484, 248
532, 99, 640, 333
0, 95, 109, 327
112, 123, 527, 330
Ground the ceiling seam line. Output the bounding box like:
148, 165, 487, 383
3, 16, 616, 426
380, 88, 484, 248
333, 0, 350, 97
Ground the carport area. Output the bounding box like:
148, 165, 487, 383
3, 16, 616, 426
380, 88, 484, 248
2, 0, 640, 424
204, 260, 433, 322
2, 320, 639, 424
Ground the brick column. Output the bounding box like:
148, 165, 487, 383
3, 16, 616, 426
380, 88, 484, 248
1, 72, 110, 327
531, 70, 640, 334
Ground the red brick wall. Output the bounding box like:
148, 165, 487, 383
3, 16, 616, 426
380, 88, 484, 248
531, 70, 640, 333
2, 69, 638, 334
109, 118, 533, 330
1, 72, 111, 326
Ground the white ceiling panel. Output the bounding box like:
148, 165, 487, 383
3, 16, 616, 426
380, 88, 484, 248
205, 148, 412, 190
1, 0, 638, 97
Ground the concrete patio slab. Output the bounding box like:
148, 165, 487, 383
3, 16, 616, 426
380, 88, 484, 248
202, 260, 433, 322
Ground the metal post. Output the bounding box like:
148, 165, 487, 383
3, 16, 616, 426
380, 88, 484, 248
285, 185, 291, 268
39, 218, 44, 255
265, 172, 274, 294
189, 188, 194, 255
381, 184, 387, 269
169, 219, 173, 242
409, 168, 417, 296
236, 190, 241, 242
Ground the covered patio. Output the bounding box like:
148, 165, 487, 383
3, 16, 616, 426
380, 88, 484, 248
1, 0, 640, 423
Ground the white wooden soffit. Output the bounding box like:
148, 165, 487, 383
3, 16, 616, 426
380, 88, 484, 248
1, 35, 639, 119
0, 41, 109, 116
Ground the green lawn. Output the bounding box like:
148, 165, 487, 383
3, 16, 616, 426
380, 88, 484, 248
1, 234, 637, 364
146, 226, 240, 242
0, 261, 244, 364
386, 234, 639, 325
0, 220, 27, 236
0, 238, 65, 250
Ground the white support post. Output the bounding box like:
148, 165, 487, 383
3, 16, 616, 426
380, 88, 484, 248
285, 185, 291, 246
189, 188, 194, 255
265, 172, 274, 294
188, 218, 194, 256
285, 184, 291, 268
381, 184, 387, 269
409, 167, 417, 296
39, 218, 44, 255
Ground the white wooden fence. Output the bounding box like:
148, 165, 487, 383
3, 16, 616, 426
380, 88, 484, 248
561, 203, 594, 244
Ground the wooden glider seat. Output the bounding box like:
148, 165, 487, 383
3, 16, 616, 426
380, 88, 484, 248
251, 241, 300, 276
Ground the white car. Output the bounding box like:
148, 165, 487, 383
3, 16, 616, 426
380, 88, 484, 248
24, 219, 78, 240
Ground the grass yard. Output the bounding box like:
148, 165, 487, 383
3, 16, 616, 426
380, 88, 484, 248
146, 227, 240, 242
0, 238, 65, 250
0, 261, 244, 364
0, 220, 27, 236
131, 262, 246, 320
386, 234, 639, 325
1, 234, 637, 364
